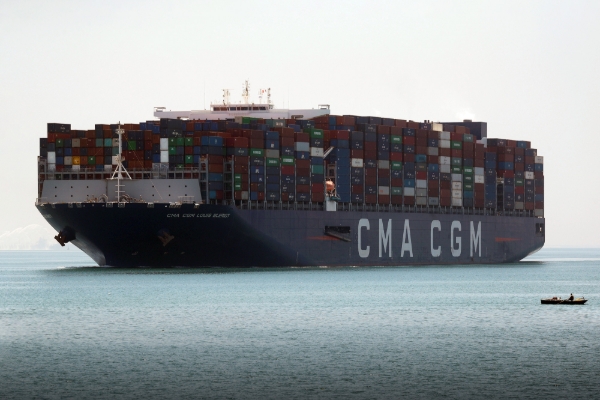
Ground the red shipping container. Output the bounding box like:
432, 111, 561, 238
311, 183, 324, 193
403, 196, 415, 205
416, 146, 427, 155
144, 131, 152, 141
514, 163, 524, 171
311, 193, 325, 202
395, 120, 407, 128
462, 142, 474, 152
365, 142, 377, 151
390, 152, 402, 161
525, 202, 534, 210
451, 132, 464, 141
535, 186, 544, 194
208, 155, 224, 164
390, 126, 402, 135
404, 153, 415, 162
535, 201, 544, 209
487, 146, 498, 153
250, 130, 264, 140
152, 135, 160, 144
47, 133, 56, 143
475, 183, 485, 192
296, 159, 310, 169
250, 183, 262, 192
364, 150, 377, 159
454, 126, 466, 134
534, 172, 544, 179
351, 149, 364, 158
474, 198, 485, 208
515, 147, 524, 156
249, 139, 264, 148
497, 147, 514, 155
366, 194, 378, 204
416, 129, 428, 139
228, 137, 249, 148
497, 170, 515, 178
281, 137, 294, 147
377, 125, 391, 134
474, 151, 485, 159
451, 149, 462, 158
208, 164, 223, 173
281, 165, 295, 175
391, 195, 403, 204
365, 176, 377, 186
428, 180, 439, 188
296, 185, 310, 193
232, 155, 248, 164
378, 195, 390, 204
416, 171, 427, 180
427, 155, 438, 164
391, 178, 403, 186
296, 168, 310, 177
428, 187, 440, 196
72, 148, 80, 156
440, 197, 451, 207
352, 185, 363, 194
378, 169, 390, 178
506, 140, 517, 148
441, 189, 451, 197
185, 147, 193, 155
403, 136, 416, 145
365, 168, 377, 177
295, 132, 309, 142
474, 159, 484, 168
515, 186, 525, 194
428, 131, 439, 140
416, 137, 427, 147
144, 160, 152, 169
498, 154, 514, 162
439, 148, 451, 157
80, 156, 88, 165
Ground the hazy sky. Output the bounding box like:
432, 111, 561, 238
1, 0, 599, 248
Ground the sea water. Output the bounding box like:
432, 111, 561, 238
0, 249, 599, 399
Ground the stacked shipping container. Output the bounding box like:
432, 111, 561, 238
39, 116, 544, 217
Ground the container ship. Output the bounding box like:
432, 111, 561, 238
36, 84, 545, 267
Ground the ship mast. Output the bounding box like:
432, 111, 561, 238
110, 123, 131, 201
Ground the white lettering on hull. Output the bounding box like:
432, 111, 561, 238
451, 221, 461, 257
358, 218, 370, 258
401, 219, 413, 257
379, 219, 392, 258
470, 221, 482, 257
431, 220, 441, 257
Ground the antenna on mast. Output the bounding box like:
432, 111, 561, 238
110, 122, 131, 202
267, 88, 271, 106
242, 80, 250, 104
222, 88, 230, 105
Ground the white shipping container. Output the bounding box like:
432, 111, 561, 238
72, 138, 80, 148
432, 123, 443, 132
295, 142, 309, 152
416, 196, 427, 205
47, 151, 56, 164
48, 163, 56, 172
534, 209, 544, 217
104, 165, 112, 172
310, 147, 323, 157
112, 138, 119, 147
378, 160, 390, 169
452, 198, 463, 207
480, 137, 488, 147
451, 182, 463, 190
439, 139, 451, 148
452, 190, 463, 198
378, 186, 390, 195
416, 179, 427, 189
240, 191, 249, 200
440, 131, 451, 140
72, 165, 80, 171
234, 116, 244, 124
440, 165, 451, 173
64, 156, 72, 166
474, 175, 485, 184
160, 151, 169, 163
515, 202, 524, 210
428, 197, 439, 206
451, 173, 463, 182
404, 187, 415, 196
416, 188, 427, 197
427, 147, 439, 156
439, 156, 451, 165
474, 167, 484, 176
351, 158, 364, 167
160, 138, 169, 151
535, 156, 544, 164
525, 171, 534, 179
112, 156, 119, 165
267, 149, 280, 158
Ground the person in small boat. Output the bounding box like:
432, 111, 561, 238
569, 293, 574, 301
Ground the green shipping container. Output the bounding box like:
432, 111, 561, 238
266, 158, 280, 166
306, 129, 324, 138
464, 183, 474, 190
175, 137, 184, 146
104, 138, 113, 147
391, 135, 403, 144
451, 141, 463, 149
55, 139, 64, 148
250, 148, 264, 157
168, 138, 176, 146
184, 137, 193, 146
176, 164, 184, 170
451, 158, 462, 166
391, 187, 403, 195
127, 141, 137, 151
88, 156, 96, 165
515, 178, 524, 186
95, 138, 104, 148
463, 134, 474, 143
169, 146, 177, 155
463, 167, 474, 175
451, 166, 462, 174
281, 156, 295, 165
234, 182, 242, 191
112, 147, 119, 156
311, 165, 324, 174
234, 174, 242, 182
463, 175, 474, 184
185, 155, 193, 164
391, 161, 403, 170
266, 119, 285, 127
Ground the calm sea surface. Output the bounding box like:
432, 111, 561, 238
1, 248, 599, 399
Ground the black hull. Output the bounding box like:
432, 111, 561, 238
37, 203, 545, 267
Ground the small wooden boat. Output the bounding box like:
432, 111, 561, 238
541, 297, 587, 305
